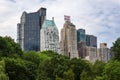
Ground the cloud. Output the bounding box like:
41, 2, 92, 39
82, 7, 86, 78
0, 0, 120, 48
8, 0, 16, 3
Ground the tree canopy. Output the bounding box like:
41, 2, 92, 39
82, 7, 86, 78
0, 36, 23, 58
0, 36, 120, 80
112, 37, 120, 61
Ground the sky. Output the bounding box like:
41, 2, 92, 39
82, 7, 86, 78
0, 0, 120, 48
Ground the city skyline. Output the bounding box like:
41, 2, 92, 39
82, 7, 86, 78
0, 0, 120, 48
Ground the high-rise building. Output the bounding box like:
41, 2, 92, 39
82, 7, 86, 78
77, 29, 86, 43
86, 34, 97, 48
60, 18, 78, 58
85, 46, 97, 63
78, 42, 86, 58
77, 29, 86, 48
109, 48, 115, 59
40, 19, 60, 53
100, 43, 107, 48
97, 43, 110, 63
17, 7, 46, 51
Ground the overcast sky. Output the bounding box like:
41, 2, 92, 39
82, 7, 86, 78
0, 0, 120, 48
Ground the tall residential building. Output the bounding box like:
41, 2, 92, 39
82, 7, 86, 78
85, 46, 97, 63
78, 43, 97, 62
78, 42, 86, 58
40, 19, 60, 53
109, 48, 115, 59
97, 43, 110, 63
17, 7, 46, 51
77, 29, 86, 48
60, 20, 78, 58
100, 43, 107, 48
86, 34, 97, 48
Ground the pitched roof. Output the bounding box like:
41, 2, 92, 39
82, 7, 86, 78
41, 20, 58, 29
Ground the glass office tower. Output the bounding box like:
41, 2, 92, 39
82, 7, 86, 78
77, 29, 86, 42
77, 29, 86, 48
17, 8, 46, 51
86, 34, 97, 48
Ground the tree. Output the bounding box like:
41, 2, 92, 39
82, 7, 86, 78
63, 69, 74, 80
112, 37, 120, 60
92, 60, 106, 77
4, 58, 37, 80
0, 36, 23, 58
70, 58, 92, 80
0, 73, 9, 80
80, 70, 92, 80
52, 54, 70, 78
94, 76, 104, 80
0, 60, 9, 80
23, 51, 40, 67
55, 76, 63, 80
103, 60, 120, 80
37, 59, 51, 80
37, 51, 70, 80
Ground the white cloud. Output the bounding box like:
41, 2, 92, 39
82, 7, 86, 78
0, 0, 120, 48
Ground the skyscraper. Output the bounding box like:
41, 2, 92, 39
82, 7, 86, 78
86, 34, 97, 48
100, 43, 107, 48
17, 7, 46, 51
77, 29, 86, 43
60, 16, 78, 58
77, 29, 86, 48
40, 19, 60, 53
78, 42, 86, 58
97, 43, 110, 63
85, 46, 97, 63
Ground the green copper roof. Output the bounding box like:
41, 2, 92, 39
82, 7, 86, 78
41, 20, 58, 29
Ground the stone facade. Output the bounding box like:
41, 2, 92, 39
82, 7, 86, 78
40, 19, 60, 53
85, 46, 97, 63
97, 43, 110, 63
60, 21, 78, 58
78, 42, 86, 58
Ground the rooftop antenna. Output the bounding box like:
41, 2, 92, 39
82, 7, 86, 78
52, 17, 54, 21
52, 17, 54, 26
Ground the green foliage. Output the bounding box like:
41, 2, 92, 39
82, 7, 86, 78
0, 36, 120, 80
70, 58, 92, 80
92, 60, 106, 77
54, 56, 70, 78
103, 60, 120, 80
0, 60, 9, 80
39, 51, 51, 64
63, 69, 74, 80
94, 76, 104, 80
37, 59, 51, 80
23, 51, 41, 66
4, 58, 37, 80
0, 36, 23, 58
80, 70, 92, 80
40, 50, 58, 57
55, 76, 63, 80
37, 51, 70, 80
0, 60, 5, 73
0, 73, 9, 80
112, 37, 120, 60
